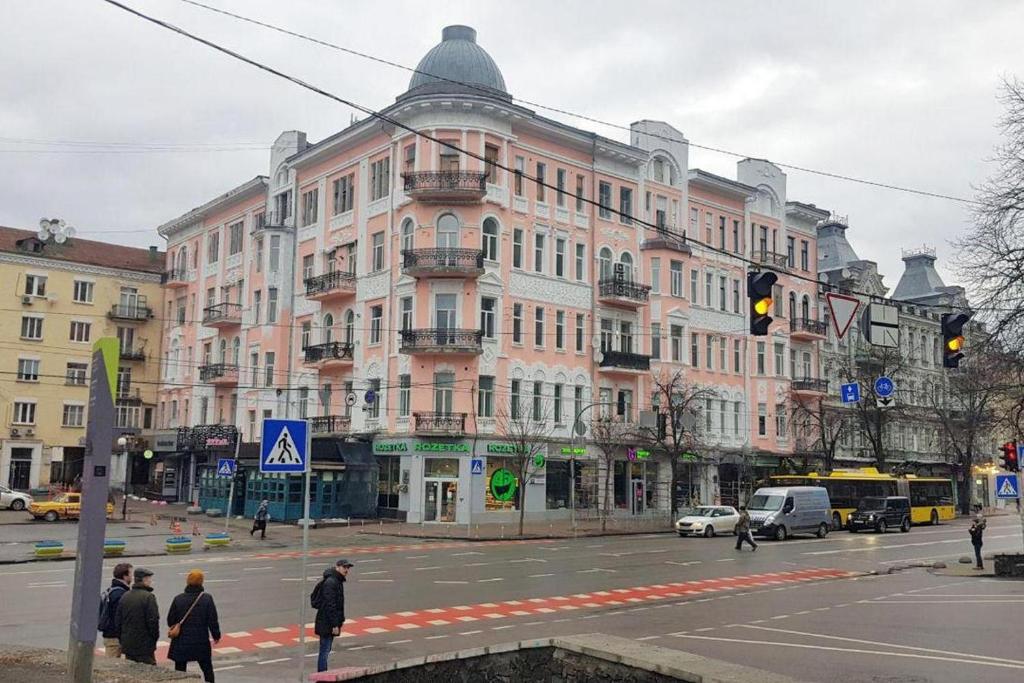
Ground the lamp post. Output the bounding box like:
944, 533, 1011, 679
569, 401, 618, 533
117, 436, 129, 520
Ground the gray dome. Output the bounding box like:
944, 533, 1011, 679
399, 26, 510, 102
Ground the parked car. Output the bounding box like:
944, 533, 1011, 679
747, 486, 832, 541
0, 484, 32, 511
847, 496, 911, 533
28, 492, 114, 522
675, 506, 740, 537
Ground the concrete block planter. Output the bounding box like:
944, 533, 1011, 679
203, 532, 231, 550
33, 541, 64, 559
103, 539, 127, 556
165, 536, 193, 554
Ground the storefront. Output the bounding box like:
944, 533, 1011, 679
145, 429, 185, 501
372, 438, 472, 525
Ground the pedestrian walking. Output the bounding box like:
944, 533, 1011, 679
734, 506, 758, 551
250, 499, 269, 539
167, 570, 221, 682
312, 558, 353, 672
969, 517, 985, 569
97, 562, 132, 657
115, 567, 159, 665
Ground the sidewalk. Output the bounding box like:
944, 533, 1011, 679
359, 516, 675, 541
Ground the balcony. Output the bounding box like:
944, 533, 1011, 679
162, 268, 190, 288
108, 304, 152, 322
304, 270, 357, 301
401, 248, 484, 278
400, 328, 483, 355
198, 363, 239, 387
303, 341, 355, 369
790, 317, 828, 340
202, 302, 242, 328
310, 415, 351, 435
414, 412, 466, 435
119, 348, 146, 362
752, 250, 789, 269
402, 171, 487, 203
792, 378, 829, 395
598, 350, 652, 373
597, 278, 651, 308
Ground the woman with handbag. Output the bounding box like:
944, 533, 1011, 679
167, 569, 221, 682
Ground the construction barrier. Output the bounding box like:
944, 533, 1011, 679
165, 536, 192, 554
203, 532, 231, 550
103, 539, 127, 556
33, 540, 64, 559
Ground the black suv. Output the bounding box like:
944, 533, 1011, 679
847, 496, 911, 533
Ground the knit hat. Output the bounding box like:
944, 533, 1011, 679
186, 569, 204, 587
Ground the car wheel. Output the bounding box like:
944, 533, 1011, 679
774, 525, 788, 541
900, 517, 911, 533
832, 512, 843, 531
44, 511, 58, 522
930, 509, 939, 526
10, 499, 25, 511
816, 523, 829, 538
704, 526, 715, 538
849, 527, 858, 533
678, 532, 686, 538
877, 520, 887, 534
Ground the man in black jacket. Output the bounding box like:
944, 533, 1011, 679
115, 567, 160, 665
98, 563, 133, 657
314, 558, 352, 672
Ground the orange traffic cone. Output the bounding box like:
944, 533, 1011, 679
170, 519, 182, 535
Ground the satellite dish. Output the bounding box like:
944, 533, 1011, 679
345, 392, 357, 406
54, 232, 67, 244
37, 227, 50, 241
574, 420, 587, 437
64, 226, 75, 238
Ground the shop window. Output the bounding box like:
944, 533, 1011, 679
424, 458, 459, 478
545, 461, 571, 509
485, 457, 518, 511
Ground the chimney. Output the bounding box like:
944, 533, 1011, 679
148, 245, 158, 261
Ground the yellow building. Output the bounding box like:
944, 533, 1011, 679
0, 225, 164, 492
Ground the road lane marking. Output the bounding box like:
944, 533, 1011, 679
213, 665, 244, 672
452, 551, 484, 556
386, 639, 412, 645
636, 635, 661, 640
509, 558, 547, 563
716, 558, 736, 562
434, 580, 469, 584
257, 658, 291, 665
528, 573, 554, 578
359, 579, 394, 583
870, 599, 1024, 604
478, 578, 504, 582
242, 566, 273, 571
425, 635, 449, 640
347, 645, 374, 651
459, 630, 482, 635
361, 570, 389, 575
405, 555, 429, 559
414, 566, 442, 571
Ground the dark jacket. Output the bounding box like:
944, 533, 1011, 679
255, 504, 269, 521
736, 511, 751, 533
970, 523, 984, 547
314, 569, 345, 638
166, 585, 221, 663
99, 578, 131, 638
115, 583, 160, 658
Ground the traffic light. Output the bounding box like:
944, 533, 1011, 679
748, 271, 778, 336
999, 441, 1020, 472
941, 312, 970, 368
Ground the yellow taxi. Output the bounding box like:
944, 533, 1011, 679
28, 492, 114, 522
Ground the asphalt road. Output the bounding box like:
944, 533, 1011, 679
1, 516, 1021, 682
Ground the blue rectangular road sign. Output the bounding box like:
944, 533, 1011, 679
260, 419, 309, 473
216, 458, 236, 478
840, 382, 861, 404
996, 474, 1020, 499
470, 459, 484, 475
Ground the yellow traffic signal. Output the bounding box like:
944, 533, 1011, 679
946, 336, 963, 352
753, 297, 772, 316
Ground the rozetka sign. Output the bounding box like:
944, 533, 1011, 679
490, 468, 518, 502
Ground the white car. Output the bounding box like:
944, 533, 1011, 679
0, 484, 33, 511
675, 505, 740, 538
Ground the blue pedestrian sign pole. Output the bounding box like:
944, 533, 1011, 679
840, 382, 861, 404
874, 377, 894, 398
996, 474, 1020, 499
470, 459, 484, 475
216, 458, 236, 477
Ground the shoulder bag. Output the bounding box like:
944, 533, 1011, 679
168, 593, 204, 639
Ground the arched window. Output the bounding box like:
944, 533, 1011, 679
322, 313, 334, 343
436, 214, 459, 248
482, 217, 499, 261
618, 252, 633, 281
599, 247, 613, 281
788, 292, 796, 320
218, 339, 227, 364
344, 310, 355, 345
801, 295, 810, 321
232, 337, 240, 365
401, 218, 415, 254
175, 247, 187, 273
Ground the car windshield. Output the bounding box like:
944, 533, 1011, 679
691, 507, 716, 517
748, 494, 784, 511
857, 497, 886, 511
53, 494, 69, 503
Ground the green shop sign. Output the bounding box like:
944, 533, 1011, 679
414, 442, 469, 453
679, 452, 699, 462
374, 443, 408, 453
486, 443, 527, 454
490, 468, 518, 501
559, 447, 587, 456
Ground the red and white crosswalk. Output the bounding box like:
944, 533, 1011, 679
102, 567, 853, 657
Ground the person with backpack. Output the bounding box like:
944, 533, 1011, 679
313, 558, 353, 672
98, 563, 133, 657
166, 569, 221, 682
250, 500, 270, 540
115, 567, 160, 665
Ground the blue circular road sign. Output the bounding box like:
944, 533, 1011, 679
874, 377, 895, 397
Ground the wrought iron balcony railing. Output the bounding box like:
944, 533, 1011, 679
752, 250, 789, 269
304, 341, 355, 364
202, 302, 242, 326
792, 378, 829, 393
304, 270, 357, 298
599, 350, 652, 372
401, 248, 484, 276
198, 363, 239, 383
119, 348, 146, 362
310, 415, 351, 434
162, 268, 189, 286
790, 317, 828, 337
598, 277, 651, 304
402, 171, 487, 198
400, 328, 483, 354
414, 412, 467, 434
108, 304, 152, 321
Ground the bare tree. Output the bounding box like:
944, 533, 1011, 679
956, 77, 1024, 357
791, 395, 847, 472
494, 398, 557, 537
836, 346, 907, 471
589, 414, 634, 532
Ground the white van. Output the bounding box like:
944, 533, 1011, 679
747, 486, 831, 541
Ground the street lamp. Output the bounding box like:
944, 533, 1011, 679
117, 436, 129, 520
569, 401, 618, 533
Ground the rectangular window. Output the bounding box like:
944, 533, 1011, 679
555, 238, 566, 277
719, 276, 727, 311
511, 379, 521, 419
207, 231, 219, 263
484, 144, 499, 180
555, 310, 565, 349
264, 352, 275, 387
301, 321, 311, 349
670, 260, 683, 297
705, 272, 713, 308
478, 376, 495, 418
403, 143, 416, 173
574, 385, 584, 426
690, 207, 699, 233
758, 403, 767, 436
719, 335, 727, 370
72, 280, 94, 303
332, 174, 355, 214
774, 342, 785, 376
705, 212, 713, 243
556, 168, 566, 207
20, 316, 42, 340
512, 229, 523, 269
533, 381, 544, 421
513, 303, 523, 344
250, 351, 259, 387
553, 384, 563, 423
733, 339, 741, 373
575, 313, 584, 352
17, 358, 39, 381
252, 290, 262, 324
440, 145, 459, 171
298, 388, 309, 419
690, 269, 699, 304
719, 216, 727, 249
254, 237, 264, 272
372, 231, 385, 271
399, 374, 411, 417
267, 288, 278, 324
651, 323, 661, 359
732, 279, 740, 313
787, 236, 796, 268
116, 367, 131, 397
367, 379, 381, 419
619, 187, 633, 224
705, 335, 713, 370
575, 243, 585, 281
776, 403, 787, 438
671, 324, 683, 362
535, 162, 546, 202
691, 332, 699, 367
269, 235, 281, 272
70, 321, 91, 343
650, 258, 661, 293
481, 297, 496, 339
733, 219, 740, 253
62, 403, 84, 428
482, 221, 498, 260
790, 349, 797, 380
301, 188, 319, 227
600, 318, 613, 352
800, 240, 809, 270
773, 284, 783, 316
757, 341, 766, 375
534, 233, 545, 273
370, 157, 390, 200
514, 155, 524, 196
534, 306, 545, 347
302, 254, 315, 282
370, 305, 383, 344
598, 181, 612, 219
575, 174, 585, 212
618, 389, 633, 422
24, 274, 46, 296
228, 221, 243, 255
66, 362, 87, 385
13, 401, 36, 425
620, 321, 633, 354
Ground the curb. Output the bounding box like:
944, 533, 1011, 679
357, 529, 676, 542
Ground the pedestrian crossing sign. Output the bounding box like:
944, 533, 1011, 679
996, 474, 1019, 499
216, 458, 236, 478
260, 419, 309, 473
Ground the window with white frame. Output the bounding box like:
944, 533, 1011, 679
575, 243, 585, 281
670, 261, 683, 297
400, 296, 413, 332
370, 305, 383, 344
367, 378, 381, 419
598, 387, 613, 418
269, 235, 281, 272
513, 229, 523, 269
576, 313, 585, 353
619, 187, 633, 225
482, 218, 499, 260
73, 280, 94, 303
758, 403, 767, 436
553, 384, 563, 423
332, 174, 354, 214
301, 321, 311, 350
399, 374, 411, 417
302, 254, 314, 282
689, 207, 699, 233
264, 351, 275, 387
370, 157, 390, 201
21, 316, 42, 340
63, 403, 85, 428
555, 238, 566, 277
756, 341, 766, 375
535, 162, 546, 202
510, 379, 521, 419
556, 168, 566, 207
268, 288, 278, 324
70, 321, 91, 343
734, 339, 742, 373
513, 303, 523, 343
732, 279, 741, 313
575, 174, 585, 212
17, 358, 39, 381
207, 231, 219, 263
533, 381, 544, 421
228, 221, 243, 255
671, 324, 683, 362
690, 269, 699, 304
514, 156, 524, 196
691, 332, 699, 367
13, 401, 36, 424
534, 233, 546, 273
252, 290, 262, 324
705, 335, 713, 370
66, 362, 87, 385
600, 318, 613, 353
776, 403, 787, 438
24, 274, 46, 296
254, 237, 264, 272
651, 323, 661, 359
401, 218, 414, 255
301, 188, 319, 227
650, 258, 661, 293
481, 297, 496, 339
555, 310, 565, 349
534, 306, 545, 347
705, 272, 713, 308
719, 276, 727, 311
372, 231, 385, 271
478, 376, 494, 418
774, 342, 785, 377
733, 402, 741, 434
598, 182, 612, 219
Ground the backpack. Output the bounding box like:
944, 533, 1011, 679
97, 586, 117, 632
310, 578, 325, 610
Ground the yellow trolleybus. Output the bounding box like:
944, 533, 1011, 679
771, 468, 956, 529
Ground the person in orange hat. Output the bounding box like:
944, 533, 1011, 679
167, 569, 221, 682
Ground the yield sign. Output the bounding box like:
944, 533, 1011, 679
826, 292, 860, 341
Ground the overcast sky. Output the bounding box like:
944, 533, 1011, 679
1, 0, 1020, 290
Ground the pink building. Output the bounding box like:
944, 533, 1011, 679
155, 26, 828, 523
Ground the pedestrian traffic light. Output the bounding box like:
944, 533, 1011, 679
999, 441, 1020, 472
941, 312, 970, 368
748, 271, 777, 336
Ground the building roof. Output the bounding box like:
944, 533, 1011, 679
816, 219, 862, 272
399, 25, 509, 102
892, 247, 947, 301
0, 226, 164, 274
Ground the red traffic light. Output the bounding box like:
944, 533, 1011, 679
999, 442, 1020, 472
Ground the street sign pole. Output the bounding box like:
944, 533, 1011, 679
68, 338, 118, 682
224, 434, 241, 534
297, 425, 311, 683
